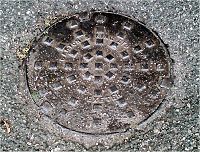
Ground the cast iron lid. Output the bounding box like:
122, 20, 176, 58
26, 11, 172, 139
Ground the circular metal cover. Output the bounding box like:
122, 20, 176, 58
26, 11, 172, 146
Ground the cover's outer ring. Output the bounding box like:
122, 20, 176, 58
20, 11, 173, 148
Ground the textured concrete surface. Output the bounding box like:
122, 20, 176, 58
0, 0, 199, 151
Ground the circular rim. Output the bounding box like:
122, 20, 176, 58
23, 10, 173, 148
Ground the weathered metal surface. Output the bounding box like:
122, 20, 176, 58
25, 11, 172, 146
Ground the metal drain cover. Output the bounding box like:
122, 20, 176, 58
26, 11, 172, 147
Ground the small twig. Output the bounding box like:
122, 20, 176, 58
0, 119, 11, 134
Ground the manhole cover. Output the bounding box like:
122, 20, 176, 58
25, 11, 173, 147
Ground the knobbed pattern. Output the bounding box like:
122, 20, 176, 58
26, 12, 172, 134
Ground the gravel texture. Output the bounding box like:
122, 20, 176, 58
0, 0, 199, 151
